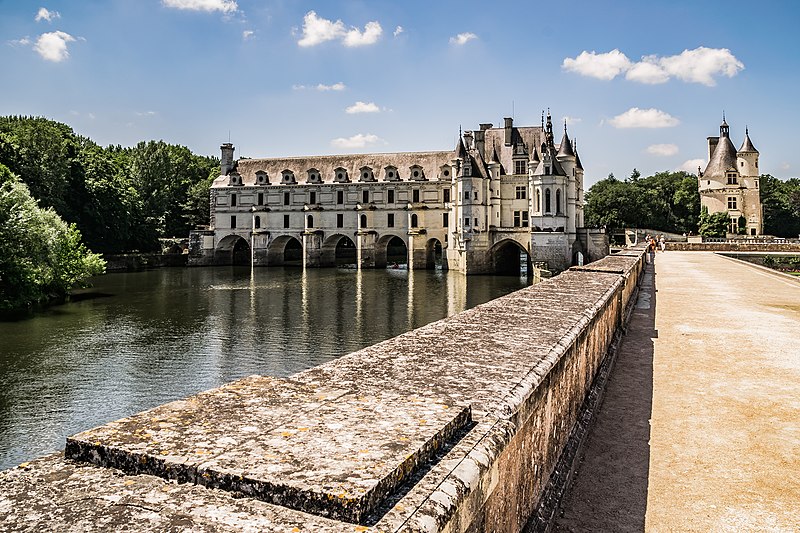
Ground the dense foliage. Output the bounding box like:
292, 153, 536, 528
584, 170, 700, 234
0, 116, 219, 253
697, 206, 729, 238
760, 174, 800, 238
0, 164, 105, 312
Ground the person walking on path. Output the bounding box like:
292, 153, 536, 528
659, 235, 666, 252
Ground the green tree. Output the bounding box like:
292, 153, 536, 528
697, 205, 729, 238
760, 174, 800, 238
0, 164, 105, 312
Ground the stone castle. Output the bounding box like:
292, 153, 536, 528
699, 116, 762, 235
189, 112, 607, 273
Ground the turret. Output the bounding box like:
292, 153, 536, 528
737, 127, 759, 177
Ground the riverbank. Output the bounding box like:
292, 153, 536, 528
102, 252, 187, 272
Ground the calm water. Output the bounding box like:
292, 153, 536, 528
0, 266, 529, 470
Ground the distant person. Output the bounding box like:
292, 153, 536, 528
648, 237, 657, 263
659, 235, 666, 252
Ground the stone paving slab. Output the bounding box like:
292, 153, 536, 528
66, 375, 471, 524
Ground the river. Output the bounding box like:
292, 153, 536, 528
0, 266, 530, 470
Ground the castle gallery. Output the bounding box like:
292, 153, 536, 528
190, 113, 606, 273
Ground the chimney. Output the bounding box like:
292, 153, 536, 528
474, 129, 486, 159
504, 117, 513, 146
463, 130, 474, 150
220, 143, 235, 175
707, 137, 719, 161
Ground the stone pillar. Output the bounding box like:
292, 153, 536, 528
303, 231, 322, 268
357, 231, 376, 269
252, 233, 270, 266
408, 232, 427, 270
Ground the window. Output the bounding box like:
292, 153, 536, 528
545, 189, 551, 213
443, 213, 449, 227
309, 191, 316, 205
730, 217, 738, 233
513, 211, 529, 227
514, 160, 527, 175
283, 192, 290, 205
522, 211, 529, 227
411, 214, 418, 228
307, 214, 313, 228
337, 190, 344, 204
254, 216, 261, 229
443, 188, 450, 203
334, 168, 348, 182
474, 217, 478, 227
362, 190, 369, 204
337, 213, 344, 228
516, 186, 526, 199
387, 189, 395, 204
474, 191, 479, 201
727, 196, 737, 210
360, 214, 367, 228
412, 189, 420, 203
464, 190, 470, 200
464, 217, 470, 226
257, 192, 264, 206
231, 194, 237, 207
536, 189, 541, 212
556, 189, 562, 214
283, 214, 290, 228
230, 215, 236, 228
387, 213, 395, 227
727, 173, 738, 185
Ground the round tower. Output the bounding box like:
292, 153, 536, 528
737, 127, 759, 177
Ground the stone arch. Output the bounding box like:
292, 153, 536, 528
215, 234, 250, 266
267, 235, 302, 266
425, 238, 444, 269
321, 233, 357, 267
490, 238, 531, 275
375, 233, 408, 268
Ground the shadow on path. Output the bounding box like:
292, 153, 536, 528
552, 261, 657, 532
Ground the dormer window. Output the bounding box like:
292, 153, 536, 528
726, 172, 738, 185
307, 168, 321, 184
334, 167, 349, 183
440, 165, 451, 179
359, 166, 375, 182
514, 160, 527, 175
281, 170, 297, 185
409, 165, 426, 181
255, 170, 269, 185
228, 171, 243, 186
384, 165, 400, 181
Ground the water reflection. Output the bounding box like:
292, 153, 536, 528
0, 267, 529, 469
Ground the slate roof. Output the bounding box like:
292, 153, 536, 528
703, 135, 738, 178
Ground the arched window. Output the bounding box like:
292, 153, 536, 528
545, 188, 551, 213
254, 215, 261, 229
307, 214, 314, 228
360, 214, 367, 228
536, 189, 541, 212
411, 214, 418, 228
556, 189, 562, 214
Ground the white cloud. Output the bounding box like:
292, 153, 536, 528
646, 143, 679, 156
137, 111, 157, 117
563, 47, 744, 86
35, 8, 60, 22
659, 47, 744, 86
563, 116, 582, 125
562, 49, 631, 80
609, 108, 679, 129
8, 37, 32, 47
449, 32, 477, 45
393, 26, 404, 37
625, 58, 669, 84
331, 133, 384, 149
33, 31, 76, 62
780, 162, 791, 171
296, 11, 381, 48
678, 158, 706, 174
88, 113, 96, 120
316, 82, 346, 91
242, 30, 254, 40
344, 21, 382, 47
345, 101, 380, 114
162, 0, 238, 13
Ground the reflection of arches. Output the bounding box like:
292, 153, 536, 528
216, 234, 251, 266
490, 239, 531, 275
267, 235, 302, 266
321, 234, 357, 266
425, 238, 444, 269
375, 233, 408, 268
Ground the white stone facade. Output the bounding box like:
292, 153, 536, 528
192, 113, 598, 273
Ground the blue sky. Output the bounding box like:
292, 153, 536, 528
2, 0, 798, 187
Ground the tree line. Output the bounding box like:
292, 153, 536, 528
0, 116, 218, 312
584, 169, 800, 238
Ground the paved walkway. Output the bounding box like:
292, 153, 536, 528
555, 252, 800, 532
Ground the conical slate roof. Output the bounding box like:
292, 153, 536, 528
739, 129, 758, 153
455, 136, 467, 159
557, 127, 575, 158
703, 135, 738, 178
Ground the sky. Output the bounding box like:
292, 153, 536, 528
2, 0, 799, 187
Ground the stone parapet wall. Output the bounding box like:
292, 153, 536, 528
668, 242, 800, 252
1, 249, 647, 532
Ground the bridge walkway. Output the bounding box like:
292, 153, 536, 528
554, 251, 800, 532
